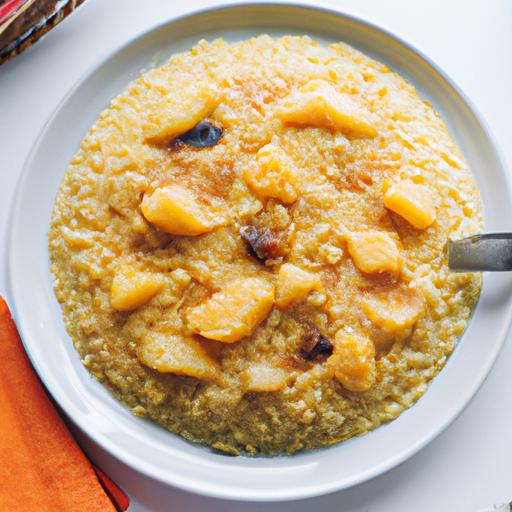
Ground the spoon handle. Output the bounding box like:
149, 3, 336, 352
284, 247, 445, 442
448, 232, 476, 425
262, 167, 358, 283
448, 233, 512, 271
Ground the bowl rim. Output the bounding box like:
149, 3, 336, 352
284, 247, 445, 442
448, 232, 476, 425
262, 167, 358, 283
7, 1, 512, 502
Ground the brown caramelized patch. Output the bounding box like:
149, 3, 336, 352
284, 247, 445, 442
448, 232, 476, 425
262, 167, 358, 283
240, 225, 287, 260
153, 150, 235, 202
281, 354, 311, 372
359, 271, 398, 291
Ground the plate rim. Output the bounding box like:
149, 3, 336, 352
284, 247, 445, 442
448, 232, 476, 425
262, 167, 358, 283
7, 1, 512, 502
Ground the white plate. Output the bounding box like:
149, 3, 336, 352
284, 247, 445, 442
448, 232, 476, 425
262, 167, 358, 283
7, 2, 512, 502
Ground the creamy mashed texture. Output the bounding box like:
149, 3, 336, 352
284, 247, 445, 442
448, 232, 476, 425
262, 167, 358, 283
49, 35, 482, 455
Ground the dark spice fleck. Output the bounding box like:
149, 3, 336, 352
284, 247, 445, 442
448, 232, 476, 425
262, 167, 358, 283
240, 225, 286, 261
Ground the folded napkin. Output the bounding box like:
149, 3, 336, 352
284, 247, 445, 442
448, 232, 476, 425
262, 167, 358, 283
0, 297, 128, 511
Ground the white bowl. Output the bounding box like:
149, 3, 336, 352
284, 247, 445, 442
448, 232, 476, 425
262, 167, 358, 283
7, 2, 512, 502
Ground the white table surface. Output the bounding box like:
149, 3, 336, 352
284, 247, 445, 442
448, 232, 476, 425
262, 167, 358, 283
1, 0, 511, 510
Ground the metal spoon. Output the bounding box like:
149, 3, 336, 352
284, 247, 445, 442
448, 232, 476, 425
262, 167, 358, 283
448, 233, 512, 271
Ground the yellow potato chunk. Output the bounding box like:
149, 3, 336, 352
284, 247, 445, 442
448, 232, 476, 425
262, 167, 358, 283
143, 85, 219, 143
138, 333, 220, 381
140, 184, 217, 236
275, 79, 377, 137
244, 144, 297, 204
384, 181, 436, 229
276, 263, 321, 308
361, 287, 425, 334
328, 331, 376, 392
187, 277, 275, 343
110, 267, 165, 311
241, 363, 289, 392
347, 231, 401, 274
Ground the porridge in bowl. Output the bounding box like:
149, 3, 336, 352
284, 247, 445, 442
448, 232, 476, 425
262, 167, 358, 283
49, 35, 482, 455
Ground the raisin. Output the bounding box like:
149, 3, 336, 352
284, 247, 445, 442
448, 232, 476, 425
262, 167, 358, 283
240, 225, 286, 260
300, 324, 333, 361
176, 121, 223, 148
307, 336, 333, 359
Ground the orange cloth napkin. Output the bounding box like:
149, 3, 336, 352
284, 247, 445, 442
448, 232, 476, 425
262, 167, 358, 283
0, 297, 126, 511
